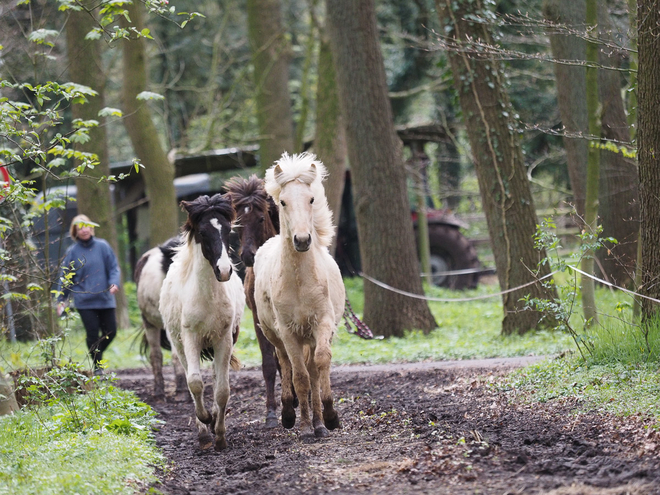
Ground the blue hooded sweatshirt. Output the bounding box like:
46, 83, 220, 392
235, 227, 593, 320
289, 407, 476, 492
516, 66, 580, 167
57, 236, 121, 309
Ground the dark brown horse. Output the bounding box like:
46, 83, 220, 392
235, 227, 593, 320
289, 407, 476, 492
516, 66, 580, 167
225, 175, 281, 428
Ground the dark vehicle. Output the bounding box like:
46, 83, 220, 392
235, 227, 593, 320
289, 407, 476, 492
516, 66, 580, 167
335, 173, 481, 290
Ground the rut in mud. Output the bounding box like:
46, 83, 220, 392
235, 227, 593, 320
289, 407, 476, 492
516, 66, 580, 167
117, 360, 660, 495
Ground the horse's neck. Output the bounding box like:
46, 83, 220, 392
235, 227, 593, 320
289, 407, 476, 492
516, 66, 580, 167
279, 233, 322, 283
184, 242, 217, 291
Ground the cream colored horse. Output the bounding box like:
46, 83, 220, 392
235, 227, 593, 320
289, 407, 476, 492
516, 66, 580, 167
254, 152, 345, 439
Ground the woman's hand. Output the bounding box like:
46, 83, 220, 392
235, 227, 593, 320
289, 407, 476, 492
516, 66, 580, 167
109, 284, 119, 294
57, 302, 66, 316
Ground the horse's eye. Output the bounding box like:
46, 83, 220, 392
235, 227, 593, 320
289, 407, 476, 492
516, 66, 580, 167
259, 216, 265, 223
281, 201, 286, 207
310, 197, 314, 204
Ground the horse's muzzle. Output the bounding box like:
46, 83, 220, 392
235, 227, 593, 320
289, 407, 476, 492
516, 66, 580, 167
215, 266, 233, 282
241, 251, 255, 267
294, 234, 311, 252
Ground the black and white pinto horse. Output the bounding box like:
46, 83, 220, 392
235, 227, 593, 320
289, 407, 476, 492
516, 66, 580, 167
134, 237, 188, 400
160, 194, 245, 451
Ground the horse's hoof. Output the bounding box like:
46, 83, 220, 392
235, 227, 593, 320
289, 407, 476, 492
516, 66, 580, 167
198, 433, 214, 450
198, 412, 213, 425
301, 432, 316, 444
314, 425, 329, 438
265, 412, 279, 429
282, 411, 296, 429
323, 411, 340, 431
214, 437, 228, 451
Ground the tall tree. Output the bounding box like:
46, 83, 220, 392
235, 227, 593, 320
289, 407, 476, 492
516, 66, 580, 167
326, 0, 437, 337
595, 4, 638, 288
314, 34, 347, 256
436, 0, 557, 334
544, 0, 639, 288
64, 2, 129, 328
581, 0, 601, 324
247, 0, 295, 172
637, 0, 660, 321
121, 2, 178, 247
543, 0, 588, 218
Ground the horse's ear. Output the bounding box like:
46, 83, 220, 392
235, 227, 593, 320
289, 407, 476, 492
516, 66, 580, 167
309, 163, 317, 180
274, 164, 283, 180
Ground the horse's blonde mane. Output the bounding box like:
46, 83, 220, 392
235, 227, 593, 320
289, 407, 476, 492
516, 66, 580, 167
265, 152, 335, 248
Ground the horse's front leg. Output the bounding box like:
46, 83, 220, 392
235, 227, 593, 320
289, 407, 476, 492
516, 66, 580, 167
315, 319, 340, 431
211, 333, 233, 451
305, 344, 327, 438
172, 336, 212, 450
282, 334, 313, 438
181, 331, 213, 445
144, 322, 164, 399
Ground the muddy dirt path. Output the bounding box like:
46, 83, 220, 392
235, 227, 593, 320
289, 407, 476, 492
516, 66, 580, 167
117, 358, 660, 495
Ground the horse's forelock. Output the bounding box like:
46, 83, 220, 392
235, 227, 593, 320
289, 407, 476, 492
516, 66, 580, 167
181, 194, 235, 244
266, 152, 327, 201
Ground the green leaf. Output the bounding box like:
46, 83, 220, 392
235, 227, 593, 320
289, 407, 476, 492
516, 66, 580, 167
136, 91, 165, 101
61, 82, 98, 97
85, 29, 103, 41
98, 107, 123, 117
28, 29, 59, 45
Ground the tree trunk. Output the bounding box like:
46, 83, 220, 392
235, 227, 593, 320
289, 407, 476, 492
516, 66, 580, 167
580, 0, 601, 325
543, 0, 588, 218
595, 4, 639, 288
326, 0, 437, 337
545, 0, 639, 288
65, 2, 129, 328
314, 35, 347, 257
121, 2, 179, 247
247, 0, 295, 173
436, 0, 557, 335
637, 0, 660, 321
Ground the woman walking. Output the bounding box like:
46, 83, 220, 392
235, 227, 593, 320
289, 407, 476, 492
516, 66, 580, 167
56, 214, 121, 373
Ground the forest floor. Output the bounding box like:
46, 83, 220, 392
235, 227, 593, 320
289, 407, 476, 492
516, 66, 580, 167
117, 358, 660, 495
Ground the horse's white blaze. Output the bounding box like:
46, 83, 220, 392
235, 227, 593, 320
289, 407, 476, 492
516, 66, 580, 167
210, 218, 233, 280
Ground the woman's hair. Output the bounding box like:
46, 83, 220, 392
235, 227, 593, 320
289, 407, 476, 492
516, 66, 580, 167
69, 214, 96, 240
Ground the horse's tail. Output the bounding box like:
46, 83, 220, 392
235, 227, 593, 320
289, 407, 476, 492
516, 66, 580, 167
230, 353, 241, 371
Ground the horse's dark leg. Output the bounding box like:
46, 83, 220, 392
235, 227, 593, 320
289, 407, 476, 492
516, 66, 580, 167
144, 322, 165, 400
254, 317, 279, 428
317, 322, 340, 431
246, 268, 280, 427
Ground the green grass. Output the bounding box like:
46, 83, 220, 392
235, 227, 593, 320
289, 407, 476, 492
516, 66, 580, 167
502, 358, 660, 422
3, 277, 642, 372
0, 378, 164, 495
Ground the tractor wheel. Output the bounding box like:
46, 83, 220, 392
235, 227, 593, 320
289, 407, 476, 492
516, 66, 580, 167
427, 225, 480, 290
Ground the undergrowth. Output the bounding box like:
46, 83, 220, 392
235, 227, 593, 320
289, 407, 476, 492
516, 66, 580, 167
0, 371, 164, 494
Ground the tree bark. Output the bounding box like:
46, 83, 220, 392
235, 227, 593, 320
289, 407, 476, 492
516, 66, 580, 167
247, 0, 295, 173
121, 2, 179, 247
65, 2, 129, 328
544, 0, 639, 288
436, 0, 557, 335
595, 5, 639, 288
637, 0, 660, 321
326, 0, 437, 337
581, 0, 601, 325
314, 35, 347, 257
543, 0, 588, 218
